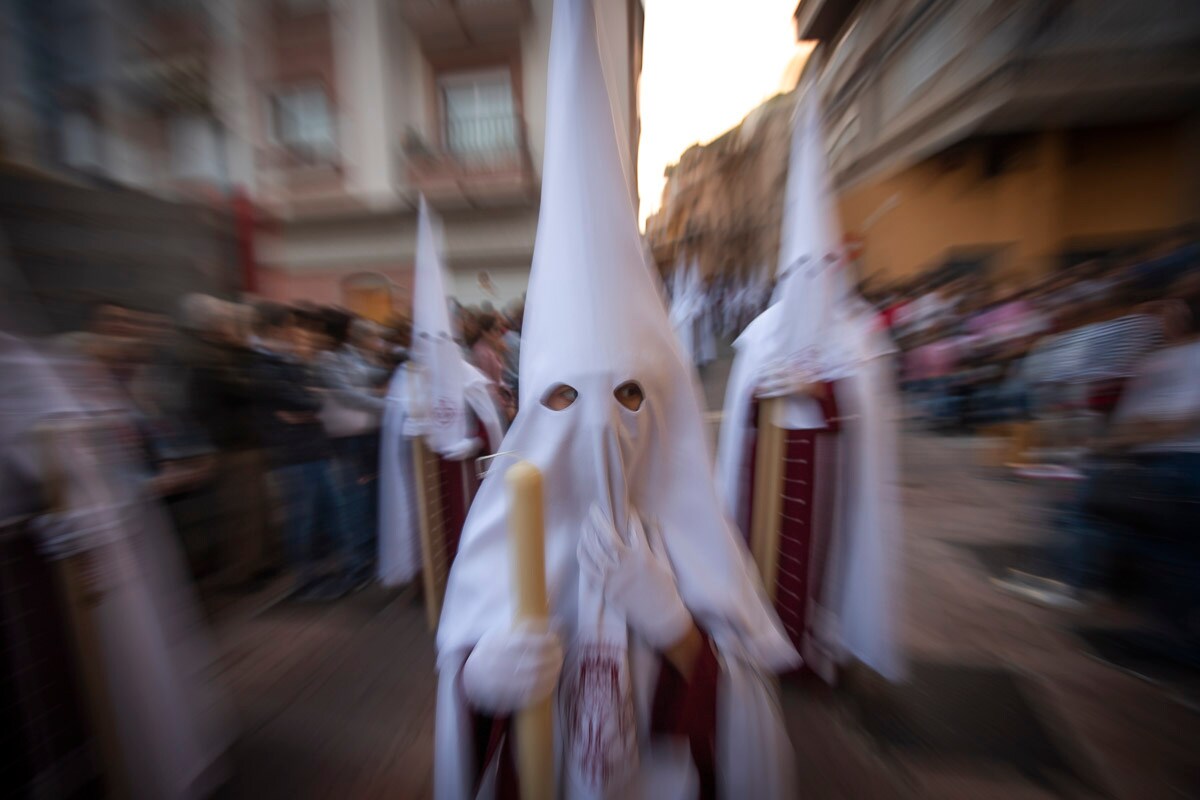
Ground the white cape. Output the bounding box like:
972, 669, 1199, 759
376, 362, 504, 588
715, 304, 906, 682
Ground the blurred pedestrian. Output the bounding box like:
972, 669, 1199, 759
179, 294, 274, 585
501, 298, 523, 401
471, 311, 516, 421
252, 304, 356, 599
999, 290, 1200, 624
315, 308, 387, 589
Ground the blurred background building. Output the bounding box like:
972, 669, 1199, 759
0, 0, 644, 323
644, 90, 794, 282
648, 0, 1200, 291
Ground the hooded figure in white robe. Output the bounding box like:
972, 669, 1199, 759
0, 239, 232, 800
674, 260, 717, 369
434, 1, 797, 798
377, 198, 505, 587
667, 258, 697, 363
715, 86, 905, 684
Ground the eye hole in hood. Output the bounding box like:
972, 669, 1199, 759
613, 380, 644, 412
541, 383, 578, 410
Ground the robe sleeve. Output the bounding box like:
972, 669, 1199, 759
651, 632, 721, 800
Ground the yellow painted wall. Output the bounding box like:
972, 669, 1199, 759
1060, 123, 1188, 242
839, 121, 1191, 288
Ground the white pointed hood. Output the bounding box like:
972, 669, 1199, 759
756, 87, 852, 375
409, 196, 470, 452
717, 87, 852, 512
438, 0, 795, 672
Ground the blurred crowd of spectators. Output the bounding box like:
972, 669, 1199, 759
878, 233, 1200, 431
873, 231, 1200, 657
53, 294, 524, 601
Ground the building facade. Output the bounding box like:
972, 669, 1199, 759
0, 0, 645, 317
647, 0, 1200, 292
800, 0, 1200, 287
644, 90, 795, 281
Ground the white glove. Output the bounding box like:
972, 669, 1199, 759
462, 624, 564, 713
758, 359, 828, 400
578, 505, 693, 650
441, 436, 483, 461
756, 359, 808, 398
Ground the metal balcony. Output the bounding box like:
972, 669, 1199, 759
404, 114, 536, 210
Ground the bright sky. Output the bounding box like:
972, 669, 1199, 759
637, 0, 812, 228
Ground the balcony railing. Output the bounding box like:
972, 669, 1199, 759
405, 114, 535, 209
445, 114, 520, 165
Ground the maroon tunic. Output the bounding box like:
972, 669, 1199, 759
469, 634, 721, 799
438, 414, 492, 563
742, 384, 842, 673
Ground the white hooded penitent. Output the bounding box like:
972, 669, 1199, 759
668, 256, 696, 362
715, 84, 905, 684
434, 0, 797, 797
0, 237, 233, 800
377, 197, 504, 587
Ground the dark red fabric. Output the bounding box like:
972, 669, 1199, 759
651, 635, 720, 800
467, 670, 520, 799
468, 635, 721, 800
739, 398, 761, 544
745, 383, 841, 665
774, 431, 816, 654
813, 381, 841, 431
1087, 378, 1127, 417
232, 190, 259, 292
439, 415, 488, 562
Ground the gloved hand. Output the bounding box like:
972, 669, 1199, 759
578, 505, 692, 650
462, 624, 564, 713
757, 360, 823, 399
441, 436, 483, 461
757, 360, 804, 398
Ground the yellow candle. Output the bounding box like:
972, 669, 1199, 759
505, 461, 554, 800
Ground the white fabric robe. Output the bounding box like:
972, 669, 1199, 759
435, 634, 796, 800
377, 363, 505, 587
0, 336, 233, 800
714, 305, 905, 683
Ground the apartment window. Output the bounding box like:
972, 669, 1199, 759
439, 69, 518, 162
167, 114, 225, 184
270, 85, 335, 162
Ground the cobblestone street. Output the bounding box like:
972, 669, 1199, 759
208, 369, 1199, 799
